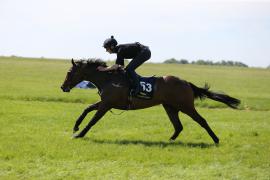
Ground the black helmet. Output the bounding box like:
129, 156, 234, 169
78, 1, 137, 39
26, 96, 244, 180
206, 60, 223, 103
103, 35, 118, 48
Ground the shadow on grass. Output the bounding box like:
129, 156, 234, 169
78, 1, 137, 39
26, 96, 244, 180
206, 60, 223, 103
82, 138, 217, 148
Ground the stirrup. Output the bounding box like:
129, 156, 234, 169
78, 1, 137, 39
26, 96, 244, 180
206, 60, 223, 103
129, 89, 136, 96
130, 86, 140, 96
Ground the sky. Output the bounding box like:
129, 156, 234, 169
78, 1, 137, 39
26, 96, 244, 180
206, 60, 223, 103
1, 0, 270, 67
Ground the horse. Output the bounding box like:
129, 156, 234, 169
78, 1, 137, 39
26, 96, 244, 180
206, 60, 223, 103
61, 58, 240, 144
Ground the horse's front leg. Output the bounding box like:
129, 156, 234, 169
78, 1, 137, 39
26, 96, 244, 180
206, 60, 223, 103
73, 103, 110, 138
73, 102, 100, 133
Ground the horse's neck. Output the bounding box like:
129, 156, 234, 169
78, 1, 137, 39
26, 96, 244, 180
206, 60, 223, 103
85, 71, 108, 89
85, 71, 128, 89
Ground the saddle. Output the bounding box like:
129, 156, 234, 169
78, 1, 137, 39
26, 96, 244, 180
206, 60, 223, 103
110, 68, 156, 100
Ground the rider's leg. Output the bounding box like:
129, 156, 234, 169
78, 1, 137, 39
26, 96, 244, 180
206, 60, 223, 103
125, 47, 151, 95
126, 69, 140, 95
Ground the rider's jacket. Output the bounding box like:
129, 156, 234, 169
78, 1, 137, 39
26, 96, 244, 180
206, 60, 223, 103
112, 42, 147, 66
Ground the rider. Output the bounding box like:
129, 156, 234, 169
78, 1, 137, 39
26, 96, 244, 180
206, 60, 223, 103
98, 35, 151, 96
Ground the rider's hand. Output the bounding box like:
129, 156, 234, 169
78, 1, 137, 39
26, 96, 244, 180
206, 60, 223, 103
111, 64, 120, 70
117, 65, 124, 70
97, 66, 107, 71
97, 64, 123, 72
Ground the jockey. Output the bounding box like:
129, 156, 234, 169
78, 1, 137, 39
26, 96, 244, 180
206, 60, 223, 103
98, 35, 151, 96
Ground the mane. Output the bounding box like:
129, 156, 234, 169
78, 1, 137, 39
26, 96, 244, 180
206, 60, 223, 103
76, 58, 108, 67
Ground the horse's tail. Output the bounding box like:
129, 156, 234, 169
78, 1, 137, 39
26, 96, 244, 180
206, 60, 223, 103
189, 82, 240, 109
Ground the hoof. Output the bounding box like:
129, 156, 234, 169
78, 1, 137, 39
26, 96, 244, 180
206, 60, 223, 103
73, 127, 79, 133
214, 137, 219, 144
72, 134, 83, 139
170, 134, 178, 141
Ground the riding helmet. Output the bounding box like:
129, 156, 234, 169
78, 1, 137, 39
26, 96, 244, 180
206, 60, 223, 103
103, 35, 118, 48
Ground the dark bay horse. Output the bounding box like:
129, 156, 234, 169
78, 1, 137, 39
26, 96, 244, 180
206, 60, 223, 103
61, 59, 240, 144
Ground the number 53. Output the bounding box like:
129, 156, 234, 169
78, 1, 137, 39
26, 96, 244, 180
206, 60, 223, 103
140, 82, 152, 92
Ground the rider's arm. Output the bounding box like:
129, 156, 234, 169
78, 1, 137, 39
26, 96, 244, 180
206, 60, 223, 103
115, 48, 124, 66
98, 47, 125, 71
97, 64, 123, 71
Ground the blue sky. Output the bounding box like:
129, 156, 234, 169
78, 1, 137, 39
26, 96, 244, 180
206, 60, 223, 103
1, 0, 270, 67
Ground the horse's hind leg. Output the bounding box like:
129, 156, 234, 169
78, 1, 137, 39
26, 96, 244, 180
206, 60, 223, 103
184, 107, 219, 144
163, 104, 183, 141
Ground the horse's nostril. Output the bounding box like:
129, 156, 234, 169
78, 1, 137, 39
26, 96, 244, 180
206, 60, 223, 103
61, 86, 67, 92
60, 85, 70, 92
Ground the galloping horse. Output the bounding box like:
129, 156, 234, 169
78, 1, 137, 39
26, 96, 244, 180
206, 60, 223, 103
61, 59, 240, 144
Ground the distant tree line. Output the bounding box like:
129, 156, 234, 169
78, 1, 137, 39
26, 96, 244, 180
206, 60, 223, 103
164, 58, 248, 67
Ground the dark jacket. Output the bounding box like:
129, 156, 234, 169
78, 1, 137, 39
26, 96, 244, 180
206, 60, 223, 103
113, 42, 146, 66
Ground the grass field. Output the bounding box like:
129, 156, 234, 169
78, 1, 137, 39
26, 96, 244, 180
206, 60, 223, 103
0, 56, 269, 179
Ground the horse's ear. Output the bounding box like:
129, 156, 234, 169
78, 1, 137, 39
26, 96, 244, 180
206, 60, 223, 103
71, 58, 76, 67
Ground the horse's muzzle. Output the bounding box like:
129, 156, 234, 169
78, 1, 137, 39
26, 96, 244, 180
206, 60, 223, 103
61, 85, 70, 92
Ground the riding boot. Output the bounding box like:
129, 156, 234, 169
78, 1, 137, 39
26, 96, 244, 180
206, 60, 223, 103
126, 70, 140, 96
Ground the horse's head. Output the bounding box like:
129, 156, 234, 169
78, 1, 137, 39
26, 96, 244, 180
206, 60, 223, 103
61, 58, 107, 92
61, 59, 85, 92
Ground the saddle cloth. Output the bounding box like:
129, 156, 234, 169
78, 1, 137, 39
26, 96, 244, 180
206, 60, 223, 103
134, 76, 155, 100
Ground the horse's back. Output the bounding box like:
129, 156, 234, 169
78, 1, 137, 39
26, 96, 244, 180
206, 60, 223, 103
155, 75, 194, 108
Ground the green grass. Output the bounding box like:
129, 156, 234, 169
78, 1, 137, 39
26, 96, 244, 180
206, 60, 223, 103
0, 56, 270, 179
